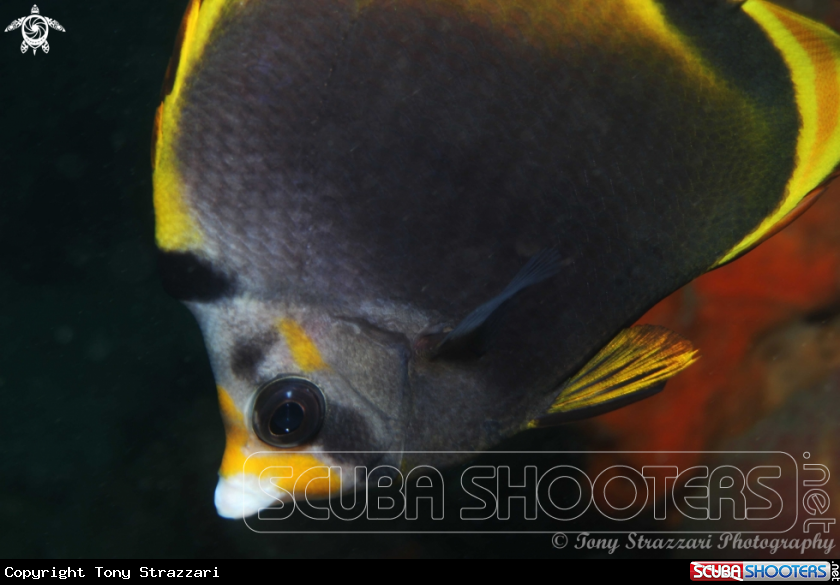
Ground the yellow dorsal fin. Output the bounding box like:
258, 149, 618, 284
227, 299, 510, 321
529, 325, 698, 427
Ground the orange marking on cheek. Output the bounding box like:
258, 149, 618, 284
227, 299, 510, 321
277, 318, 328, 372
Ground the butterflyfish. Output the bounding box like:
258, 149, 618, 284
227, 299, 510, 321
151, 0, 840, 518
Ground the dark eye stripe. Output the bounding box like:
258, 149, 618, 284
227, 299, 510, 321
319, 403, 382, 465
156, 250, 235, 302
230, 340, 265, 381
230, 332, 279, 382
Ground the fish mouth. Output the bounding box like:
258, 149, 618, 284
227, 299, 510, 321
214, 473, 287, 519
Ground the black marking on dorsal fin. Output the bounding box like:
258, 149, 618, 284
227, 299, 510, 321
157, 250, 235, 302
422, 248, 564, 360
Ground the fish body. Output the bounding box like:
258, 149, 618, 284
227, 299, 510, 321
152, 0, 840, 518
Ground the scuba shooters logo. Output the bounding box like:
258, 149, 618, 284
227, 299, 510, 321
4, 5, 64, 55
228, 450, 837, 541
690, 561, 839, 581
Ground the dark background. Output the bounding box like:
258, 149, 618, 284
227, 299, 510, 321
0, 0, 835, 558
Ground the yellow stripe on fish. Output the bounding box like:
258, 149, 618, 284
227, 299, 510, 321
152, 0, 241, 252
277, 318, 329, 372
716, 0, 840, 266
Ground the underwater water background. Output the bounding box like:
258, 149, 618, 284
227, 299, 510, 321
0, 0, 838, 558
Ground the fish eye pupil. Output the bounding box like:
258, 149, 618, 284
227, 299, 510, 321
269, 401, 304, 435
252, 376, 326, 448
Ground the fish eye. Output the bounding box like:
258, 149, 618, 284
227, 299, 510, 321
252, 376, 326, 448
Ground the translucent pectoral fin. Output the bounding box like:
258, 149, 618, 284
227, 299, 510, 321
423, 247, 564, 360
530, 325, 698, 427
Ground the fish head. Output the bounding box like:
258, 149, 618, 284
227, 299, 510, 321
185, 296, 413, 519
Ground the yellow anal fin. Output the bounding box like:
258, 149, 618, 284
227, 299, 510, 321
530, 325, 698, 427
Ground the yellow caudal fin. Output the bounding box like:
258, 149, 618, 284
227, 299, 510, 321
529, 325, 698, 427
715, 1, 840, 267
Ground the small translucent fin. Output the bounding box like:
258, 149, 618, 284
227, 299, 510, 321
530, 325, 698, 427
428, 248, 564, 359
